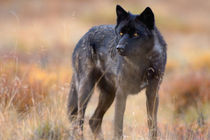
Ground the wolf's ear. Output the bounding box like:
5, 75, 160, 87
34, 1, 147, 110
136, 7, 154, 30
116, 5, 128, 24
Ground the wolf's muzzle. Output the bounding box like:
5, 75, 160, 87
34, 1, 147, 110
116, 34, 129, 56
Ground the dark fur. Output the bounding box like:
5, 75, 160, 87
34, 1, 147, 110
67, 5, 167, 140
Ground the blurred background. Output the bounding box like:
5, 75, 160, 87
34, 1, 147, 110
0, 0, 209, 139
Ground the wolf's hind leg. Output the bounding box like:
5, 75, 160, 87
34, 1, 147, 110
77, 70, 101, 139
89, 77, 116, 140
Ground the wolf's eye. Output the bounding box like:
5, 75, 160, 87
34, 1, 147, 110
133, 32, 139, 37
120, 32, 124, 36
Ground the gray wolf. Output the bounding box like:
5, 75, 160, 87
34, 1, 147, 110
67, 5, 167, 140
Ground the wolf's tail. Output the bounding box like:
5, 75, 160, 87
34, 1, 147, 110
67, 74, 78, 122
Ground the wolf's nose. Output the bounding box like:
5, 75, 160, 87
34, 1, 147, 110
116, 45, 125, 55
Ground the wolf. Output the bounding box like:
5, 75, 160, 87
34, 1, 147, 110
67, 5, 167, 140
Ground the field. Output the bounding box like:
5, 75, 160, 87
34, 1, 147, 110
0, 0, 210, 139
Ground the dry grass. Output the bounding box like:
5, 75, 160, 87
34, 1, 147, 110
0, 58, 209, 140
0, 83, 71, 140
161, 71, 210, 114
0, 60, 71, 112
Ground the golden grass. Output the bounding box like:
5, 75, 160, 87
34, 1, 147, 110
191, 52, 210, 70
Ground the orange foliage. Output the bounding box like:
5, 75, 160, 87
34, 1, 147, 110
161, 71, 210, 113
0, 61, 71, 112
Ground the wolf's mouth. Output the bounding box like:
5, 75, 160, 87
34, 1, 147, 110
117, 50, 126, 56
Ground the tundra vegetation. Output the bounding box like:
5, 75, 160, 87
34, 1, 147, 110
0, 0, 209, 139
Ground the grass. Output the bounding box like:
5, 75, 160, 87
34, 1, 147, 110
0, 59, 209, 140
0, 85, 70, 140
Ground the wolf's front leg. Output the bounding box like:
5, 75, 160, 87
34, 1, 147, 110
113, 90, 127, 140
146, 80, 160, 140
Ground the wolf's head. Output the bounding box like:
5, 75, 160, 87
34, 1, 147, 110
115, 5, 155, 56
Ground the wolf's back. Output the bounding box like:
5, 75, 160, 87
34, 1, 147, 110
71, 25, 117, 72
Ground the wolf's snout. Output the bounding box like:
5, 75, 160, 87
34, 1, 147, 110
116, 45, 125, 55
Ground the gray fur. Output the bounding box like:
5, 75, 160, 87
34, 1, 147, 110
67, 5, 166, 140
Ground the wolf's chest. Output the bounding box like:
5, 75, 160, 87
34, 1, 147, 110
117, 64, 157, 94
117, 67, 147, 94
